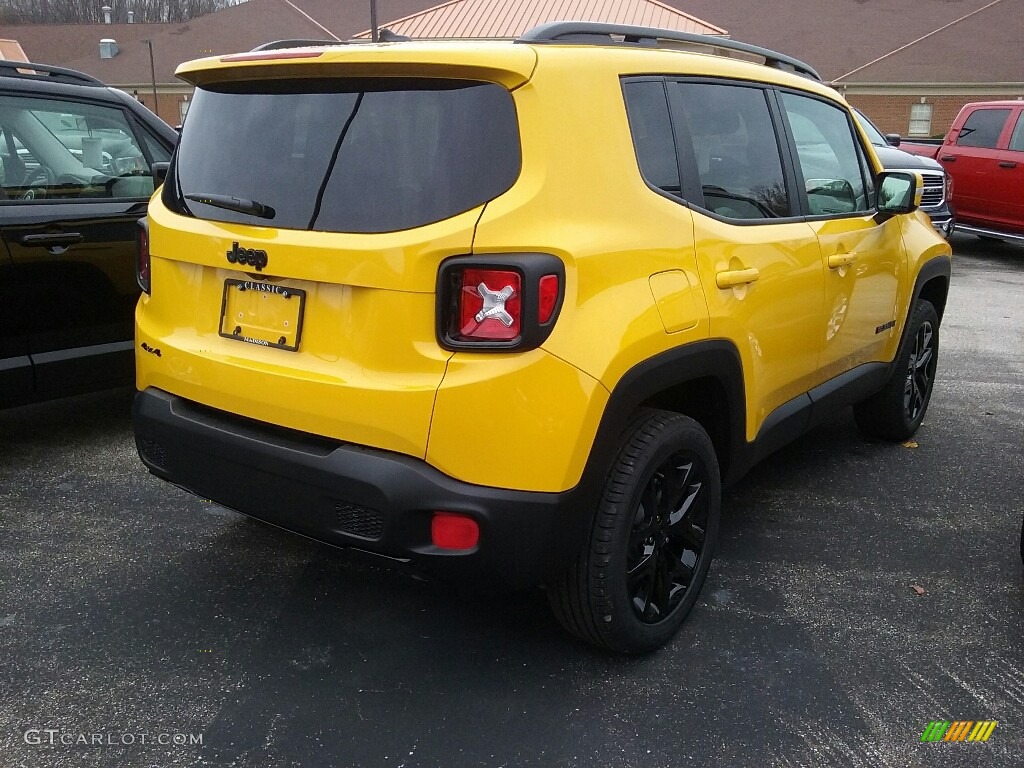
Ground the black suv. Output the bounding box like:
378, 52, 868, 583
0, 61, 177, 408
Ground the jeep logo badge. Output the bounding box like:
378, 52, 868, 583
226, 242, 268, 272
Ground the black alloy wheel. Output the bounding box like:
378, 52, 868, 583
854, 299, 940, 441
548, 409, 721, 654
904, 318, 936, 424
627, 452, 709, 623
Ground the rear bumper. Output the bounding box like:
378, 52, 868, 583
133, 388, 591, 590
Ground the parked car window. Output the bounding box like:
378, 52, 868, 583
672, 82, 790, 219
168, 78, 521, 234
1009, 113, 1024, 152
0, 94, 157, 201
781, 92, 870, 216
955, 108, 1010, 149
138, 128, 172, 165
622, 80, 680, 196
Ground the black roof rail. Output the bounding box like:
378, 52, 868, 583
516, 21, 821, 82
0, 59, 105, 86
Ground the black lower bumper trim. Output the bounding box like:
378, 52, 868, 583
133, 388, 591, 590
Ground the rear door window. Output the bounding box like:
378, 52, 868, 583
168, 78, 521, 233
670, 82, 791, 220
956, 108, 1010, 149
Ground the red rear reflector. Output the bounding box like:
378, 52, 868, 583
538, 274, 559, 324
431, 513, 480, 551
458, 269, 521, 341
136, 220, 151, 294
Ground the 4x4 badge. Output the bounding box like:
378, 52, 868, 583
226, 242, 268, 272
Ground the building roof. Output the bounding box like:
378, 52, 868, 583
655, 0, 1023, 85
0, 0, 1019, 89
0, 0, 333, 87
352, 0, 725, 39
830, 0, 1024, 85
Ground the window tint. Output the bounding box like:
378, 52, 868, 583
1009, 113, 1024, 152
0, 94, 157, 201
782, 93, 870, 216
956, 108, 1010, 149
169, 79, 520, 233
622, 80, 680, 195
673, 82, 790, 219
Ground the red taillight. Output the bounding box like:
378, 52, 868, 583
431, 512, 480, 551
136, 219, 151, 294
437, 255, 564, 351
538, 274, 559, 324
457, 269, 521, 341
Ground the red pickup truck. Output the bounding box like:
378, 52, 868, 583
901, 101, 1024, 242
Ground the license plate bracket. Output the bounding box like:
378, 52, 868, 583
218, 279, 305, 352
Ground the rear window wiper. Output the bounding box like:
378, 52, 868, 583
184, 192, 276, 220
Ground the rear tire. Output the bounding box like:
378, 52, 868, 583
854, 299, 939, 441
548, 409, 720, 653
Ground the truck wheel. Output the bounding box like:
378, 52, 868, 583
548, 409, 720, 653
854, 299, 939, 441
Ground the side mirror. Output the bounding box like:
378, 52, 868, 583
884, 133, 902, 147
876, 171, 921, 215
151, 161, 169, 189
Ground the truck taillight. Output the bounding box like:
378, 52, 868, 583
437, 254, 565, 351
136, 218, 151, 294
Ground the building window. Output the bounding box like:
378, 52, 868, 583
908, 103, 933, 137
179, 97, 190, 124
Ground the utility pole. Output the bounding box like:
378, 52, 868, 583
370, 0, 379, 42
142, 39, 158, 116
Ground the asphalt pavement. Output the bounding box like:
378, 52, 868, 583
1, 233, 1022, 768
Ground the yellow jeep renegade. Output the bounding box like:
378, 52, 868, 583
133, 22, 952, 653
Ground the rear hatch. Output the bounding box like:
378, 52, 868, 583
139, 45, 533, 458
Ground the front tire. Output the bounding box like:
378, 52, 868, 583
854, 299, 939, 441
549, 409, 721, 653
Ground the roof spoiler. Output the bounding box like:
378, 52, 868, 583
252, 29, 410, 52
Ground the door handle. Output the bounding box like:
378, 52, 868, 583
999, 161, 1017, 169
939, 155, 956, 162
19, 232, 84, 248
828, 252, 858, 270
716, 267, 760, 289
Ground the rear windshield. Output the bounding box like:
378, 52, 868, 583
165, 78, 521, 233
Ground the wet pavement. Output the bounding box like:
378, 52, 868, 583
1, 233, 1022, 767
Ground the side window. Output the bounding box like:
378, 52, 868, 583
138, 128, 172, 164
1008, 113, 1024, 152
781, 93, 870, 216
622, 80, 680, 196
0, 94, 158, 202
673, 82, 790, 219
955, 108, 1010, 149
